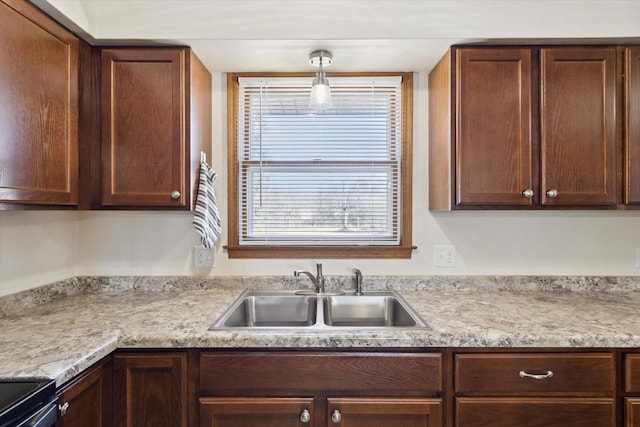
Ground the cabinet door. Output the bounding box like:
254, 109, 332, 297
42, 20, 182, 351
0, 0, 78, 206
199, 397, 314, 427
102, 48, 186, 207
56, 358, 112, 427
113, 352, 188, 427
327, 398, 442, 427
626, 398, 640, 427
455, 48, 533, 206
456, 397, 615, 427
626, 47, 640, 205
540, 47, 617, 206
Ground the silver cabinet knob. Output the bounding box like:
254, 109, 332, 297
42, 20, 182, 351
522, 189, 534, 198
300, 409, 311, 423
546, 189, 558, 198
59, 402, 70, 417
170, 190, 181, 199
331, 409, 342, 423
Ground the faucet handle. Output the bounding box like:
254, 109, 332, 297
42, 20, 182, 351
353, 268, 363, 295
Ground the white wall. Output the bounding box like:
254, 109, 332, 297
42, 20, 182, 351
1, 71, 639, 297
0, 211, 77, 296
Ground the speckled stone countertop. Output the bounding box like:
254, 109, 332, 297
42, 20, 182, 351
1, 275, 640, 386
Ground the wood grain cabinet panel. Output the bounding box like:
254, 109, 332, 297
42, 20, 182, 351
56, 357, 112, 427
626, 46, 640, 205
101, 48, 211, 209
200, 351, 443, 426
429, 45, 619, 210
327, 397, 442, 427
200, 352, 442, 394
455, 353, 614, 395
0, 0, 78, 206
626, 398, 640, 427
456, 397, 615, 427
113, 352, 188, 427
455, 48, 533, 206
625, 354, 640, 392
199, 397, 314, 427
540, 47, 617, 206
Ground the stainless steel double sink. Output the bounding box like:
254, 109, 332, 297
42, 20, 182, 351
210, 290, 427, 329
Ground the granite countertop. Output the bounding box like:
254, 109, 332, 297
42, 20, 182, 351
1, 275, 640, 386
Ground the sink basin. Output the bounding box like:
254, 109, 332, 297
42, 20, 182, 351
213, 293, 317, 328
323, 294, 424, 327
209, 290, 427, 329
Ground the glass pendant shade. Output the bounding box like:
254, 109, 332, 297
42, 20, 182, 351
309, 72, 332, 110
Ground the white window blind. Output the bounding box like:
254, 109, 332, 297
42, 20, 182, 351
237, 76, 402, 245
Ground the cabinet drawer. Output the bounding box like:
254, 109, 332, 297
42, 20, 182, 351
200, 352, 442, 395
455, 353, 614, 394
625, 354, 640, 392
456, 397, 615, 427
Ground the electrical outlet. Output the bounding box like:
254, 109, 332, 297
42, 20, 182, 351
434, 245, 456, 267
194, 246, 215, 268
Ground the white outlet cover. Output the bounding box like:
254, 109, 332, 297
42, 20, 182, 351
434, 245, 456, 267
194, 246, 215, 268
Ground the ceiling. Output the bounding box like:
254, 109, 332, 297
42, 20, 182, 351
40, 0, 640, 72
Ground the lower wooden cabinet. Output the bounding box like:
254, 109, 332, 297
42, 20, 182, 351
626, 398, 640, 427
199, 397, 442, 427
453, 352, 616, 427
456, 397, 615, 427
327, 397, 442, 427
199, 351, 443, 427
200, 397, 314, 426
56, 357, 112, 427
113, 352, 188, 427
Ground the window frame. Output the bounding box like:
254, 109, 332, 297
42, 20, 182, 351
225, 72, 415, 259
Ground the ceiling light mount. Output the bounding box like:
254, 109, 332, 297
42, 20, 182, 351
309, 50, 333, 68
308, 50, 333, 111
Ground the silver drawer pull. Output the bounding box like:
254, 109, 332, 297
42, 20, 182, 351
519, 370, 553, 380
300, 409, 311, 423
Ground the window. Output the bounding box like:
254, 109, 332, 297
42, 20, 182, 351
226, 73, 414, 258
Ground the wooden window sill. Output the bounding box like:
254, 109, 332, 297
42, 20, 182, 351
224, 245, 416, 259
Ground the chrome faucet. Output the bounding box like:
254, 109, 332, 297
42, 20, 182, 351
353, 268, 363, 295
294, 263, 326, 294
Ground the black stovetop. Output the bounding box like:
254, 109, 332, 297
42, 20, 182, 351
0, 379, 55, 426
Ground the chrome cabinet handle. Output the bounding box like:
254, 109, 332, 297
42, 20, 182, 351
59, 401, 70, 417
331, 409, 342, 423
522, 189, 534, 198
170, 190, 181, 199
546, 189, 558, 198
519, 370, 553, 380
300, 409, 311, 423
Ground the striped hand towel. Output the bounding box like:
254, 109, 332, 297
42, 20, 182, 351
193, 161, 222, 250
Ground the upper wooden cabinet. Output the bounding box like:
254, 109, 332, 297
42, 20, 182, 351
625, 46, 640, 205
101, 47, 211, 209
0, 0, 78, 207
454, 48, 533, 207
540, 47, 617, 206
429, 46, 618, 210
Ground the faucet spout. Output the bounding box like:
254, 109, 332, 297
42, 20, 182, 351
293, 263, 325, 294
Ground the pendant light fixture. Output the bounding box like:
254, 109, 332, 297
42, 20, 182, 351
308, 50, 333, 110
